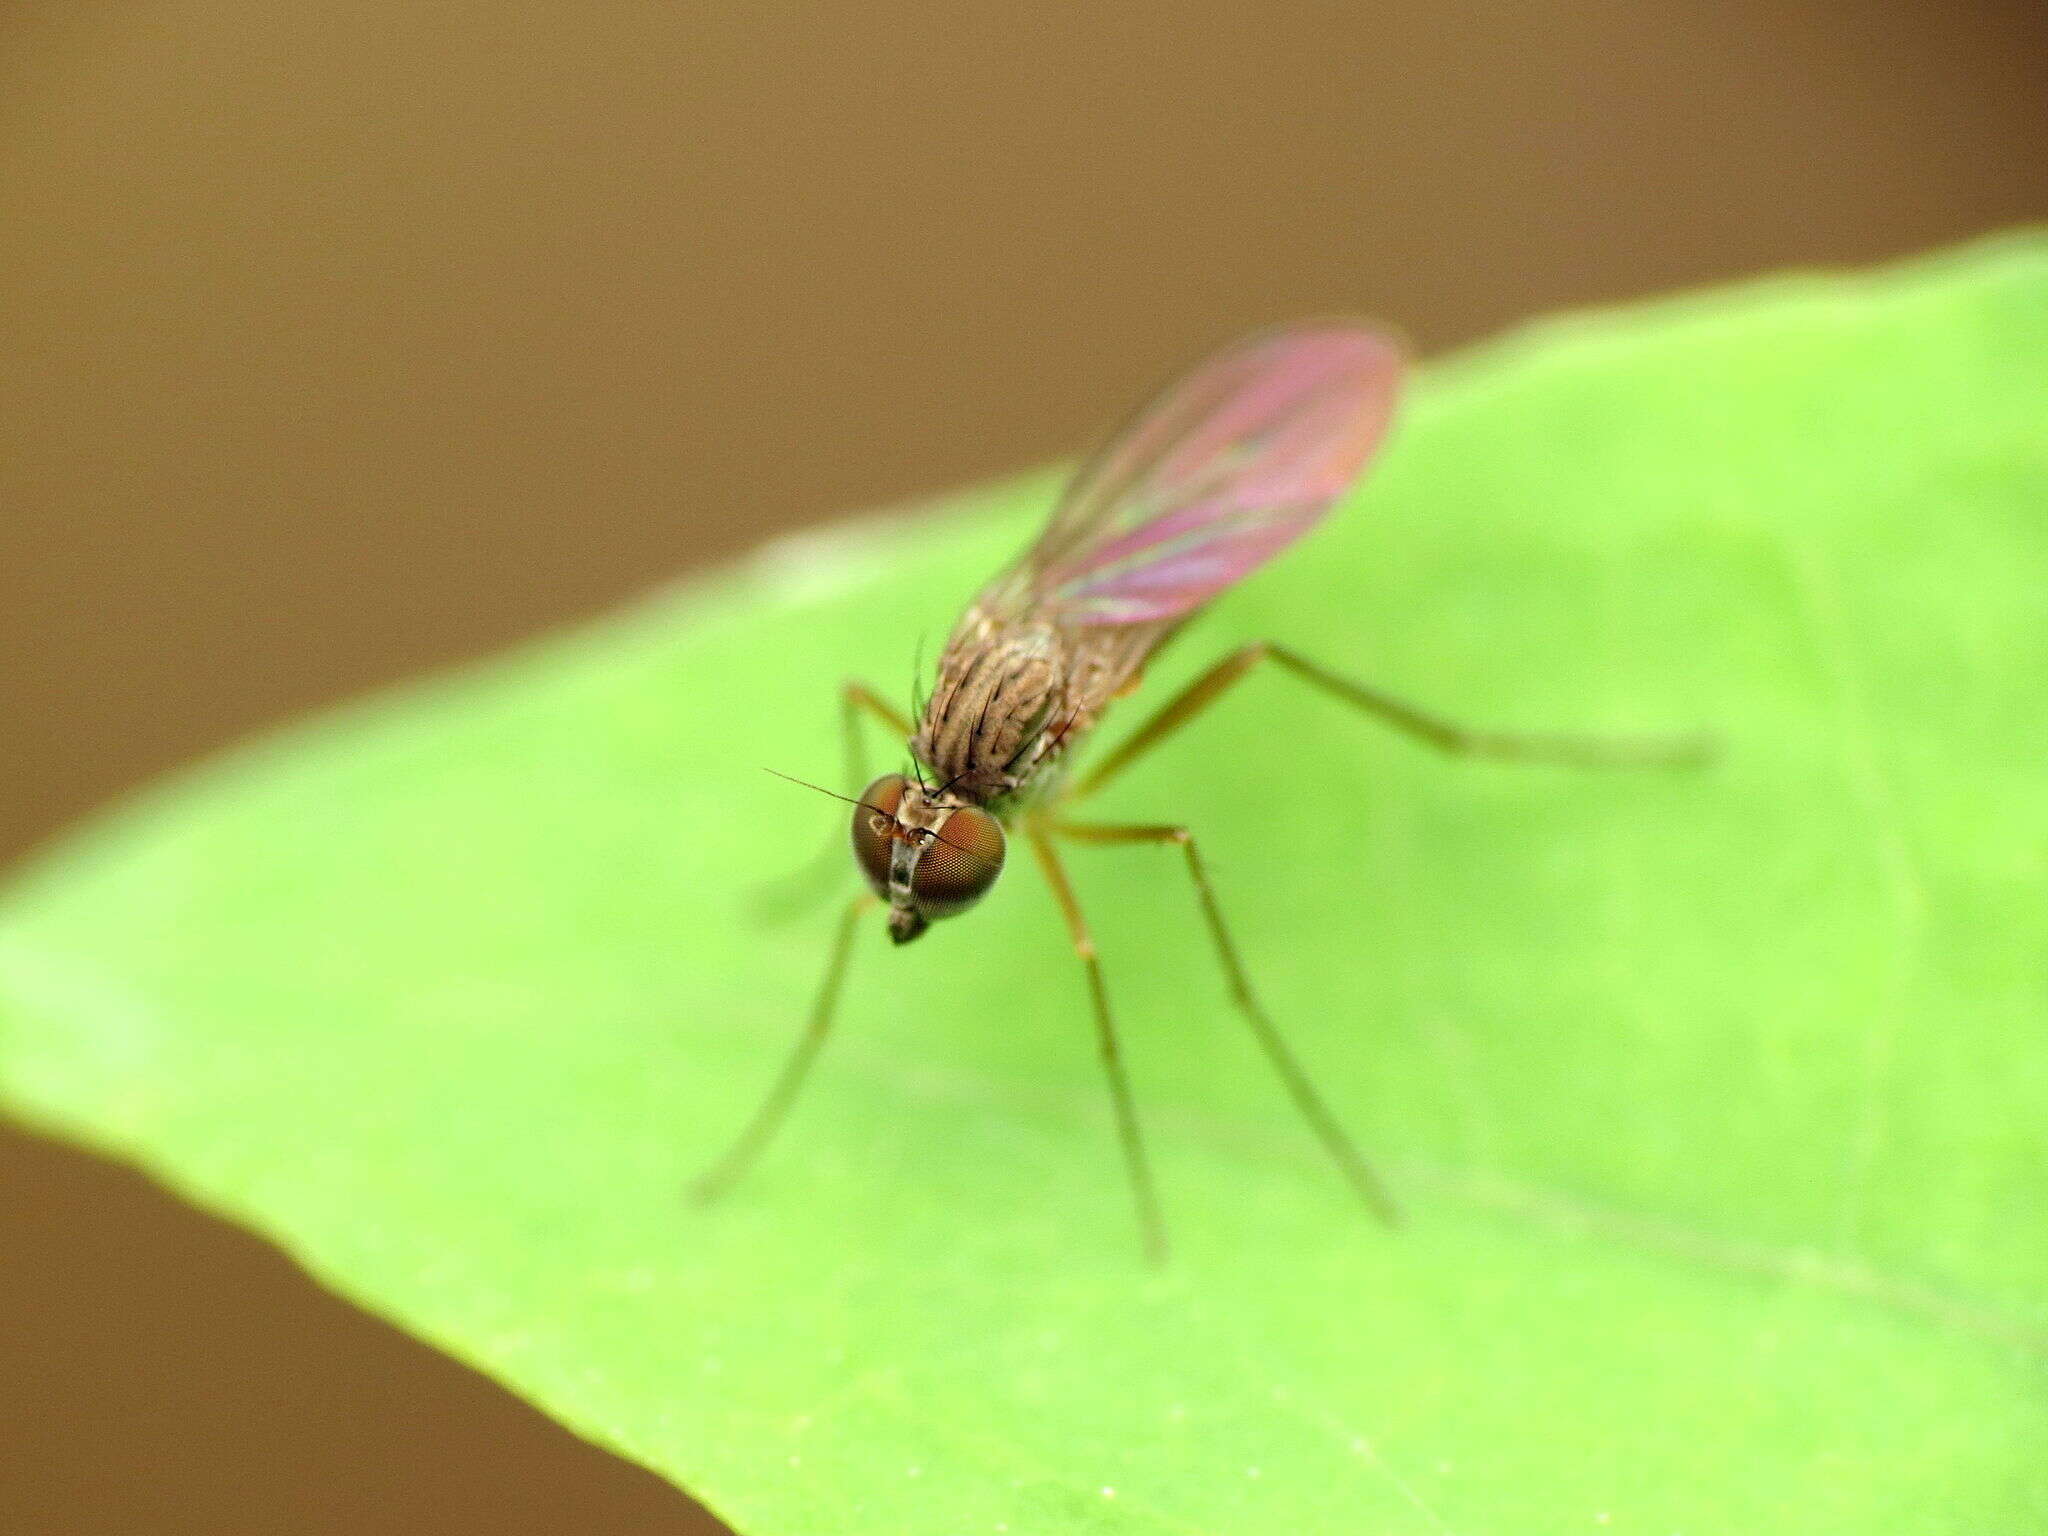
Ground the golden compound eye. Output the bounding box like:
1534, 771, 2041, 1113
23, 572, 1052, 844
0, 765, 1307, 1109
909, 806, 1006, 918
850, 774, 907, 896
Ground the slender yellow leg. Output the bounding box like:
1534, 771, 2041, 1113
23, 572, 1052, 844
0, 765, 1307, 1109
1054, 819, 1400, 1227
1025, 817, 1170, 1264
840, 681, 914, 792
1072, 641, 1710, 803
691, 892, 878, 1202
755, 681, 916, 922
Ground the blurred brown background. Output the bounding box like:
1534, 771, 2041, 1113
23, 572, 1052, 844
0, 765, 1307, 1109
1, 2, 2042, 1531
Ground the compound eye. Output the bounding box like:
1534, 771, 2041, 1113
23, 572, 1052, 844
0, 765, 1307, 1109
850, 774, 908, 896
910, 806, 1006, 918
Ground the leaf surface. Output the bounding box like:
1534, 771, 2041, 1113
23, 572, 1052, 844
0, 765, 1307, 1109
5, 235, 2047, 1534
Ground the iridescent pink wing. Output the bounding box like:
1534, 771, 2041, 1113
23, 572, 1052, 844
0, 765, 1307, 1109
1025, 322, 1406, 626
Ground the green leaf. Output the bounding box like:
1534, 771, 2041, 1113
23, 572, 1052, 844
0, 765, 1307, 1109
6, 233, 2046, 1534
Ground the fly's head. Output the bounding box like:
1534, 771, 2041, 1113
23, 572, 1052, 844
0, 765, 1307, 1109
850, 774, 1007, 945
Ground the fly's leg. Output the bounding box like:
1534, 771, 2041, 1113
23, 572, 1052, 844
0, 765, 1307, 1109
754, 681, 916, 922
707, 680, 912, 1188
690, 892, 877, 1202
1071, 642, 1711, 803
1024, 817, 1169, 1265
840, 680, 915, 791
1054, 819, 1400, 1226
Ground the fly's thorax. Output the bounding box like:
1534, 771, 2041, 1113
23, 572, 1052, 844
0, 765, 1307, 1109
849, 775, 1009, 944
913, 621, 1071, 803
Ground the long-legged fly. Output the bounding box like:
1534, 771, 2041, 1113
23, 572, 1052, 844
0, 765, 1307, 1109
694, 322, 1704, 1260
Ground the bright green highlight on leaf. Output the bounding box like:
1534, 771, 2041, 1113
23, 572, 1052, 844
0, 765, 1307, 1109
5, 235, 2047, 1534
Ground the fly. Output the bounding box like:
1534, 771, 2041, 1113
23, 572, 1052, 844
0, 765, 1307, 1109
692, 321, 1706, 1261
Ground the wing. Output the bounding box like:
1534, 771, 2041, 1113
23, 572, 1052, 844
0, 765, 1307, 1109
1008, 320, 1407, 628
